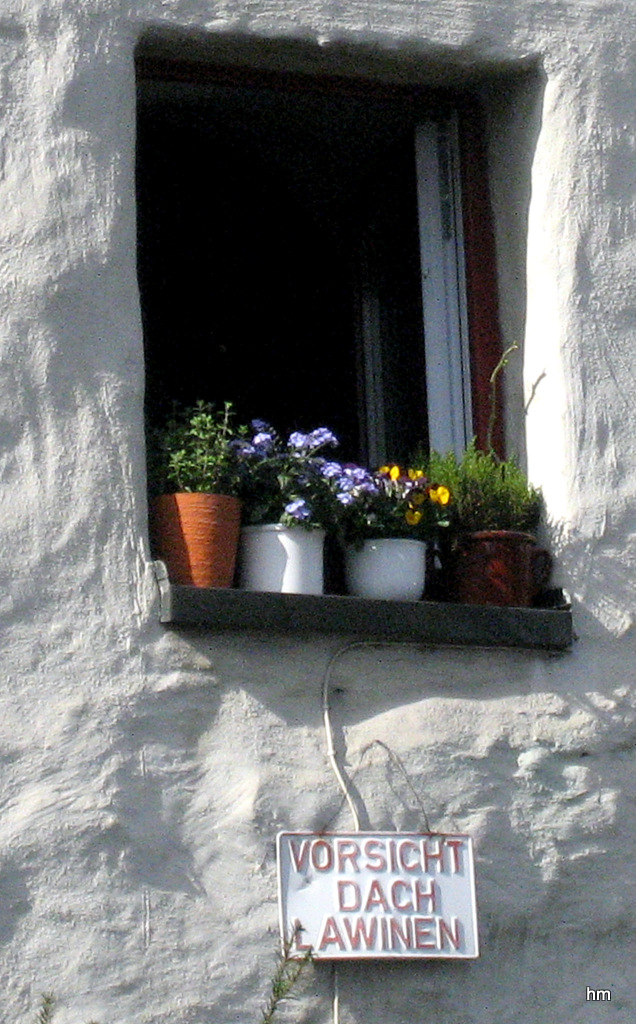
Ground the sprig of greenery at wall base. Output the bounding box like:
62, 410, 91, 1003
33, 994, 98, 1024
31, 937, 312, 1024
262, 934, 313, 1024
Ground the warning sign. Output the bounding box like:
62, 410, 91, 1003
277, 831, 479, 960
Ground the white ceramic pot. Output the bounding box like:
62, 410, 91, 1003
345, 538, 427, 601
238, 524, 325, 595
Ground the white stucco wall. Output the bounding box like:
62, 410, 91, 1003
2, 2, 636, 1022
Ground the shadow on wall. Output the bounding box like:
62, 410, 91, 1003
481, 65, 547, 467
548, 510, 636, 637
84, 678, 224, 896
0, 858, 31, 945
164, 632, 545, 729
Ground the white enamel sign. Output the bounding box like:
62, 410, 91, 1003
277, 831, 479, 960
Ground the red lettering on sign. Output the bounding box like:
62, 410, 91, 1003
422, 839, 444, 873
398, 840, 419, 872
389, 916, 413, 950
363, 838, 386, 872
390, 879, 412, 911
289, 839, 311, 873
318, 916, 346, 951
292, 919, 312, 952
414, 877, 436, 913
413, 916, 437, 949
342, 915, 378, 950
338, 881, 361, 912
389, 839, 398, 873
337, 839, 360, 873
437, 915, 461, 951
364, 878, 390, 912
445, 839, 463, 874
311, 839, 334, 872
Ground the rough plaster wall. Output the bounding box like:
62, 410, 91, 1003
6, 630, 636, 1023
2, 0, 636, 1022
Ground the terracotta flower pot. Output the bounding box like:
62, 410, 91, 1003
151, 493, 241, 588
456, 530, 551, 607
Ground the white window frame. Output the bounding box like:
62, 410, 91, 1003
416, 117, 473, 457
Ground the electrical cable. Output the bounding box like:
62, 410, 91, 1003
321, 640, 384, 832
321, 641, 387, 1024
332, 962, 340, 1024
320, 639, 437, 1024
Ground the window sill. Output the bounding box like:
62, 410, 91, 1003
154, 563, 573, 652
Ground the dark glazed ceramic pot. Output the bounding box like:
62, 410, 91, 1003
456, 530, 551, 607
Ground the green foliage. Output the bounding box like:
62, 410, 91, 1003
419, 339, 542, 536
261, 934, 313, 1024
30, 935, 312, 1024
35, 995, 56, 1024
335, 464, 451, 547
234, 424, 342, 530
152, 400, 244, 496
33, 994, 98, 1024
425, 441, 542, 536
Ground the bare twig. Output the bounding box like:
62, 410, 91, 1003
487, 343, 518, 453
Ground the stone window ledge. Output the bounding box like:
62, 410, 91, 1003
154, 563, 573, 652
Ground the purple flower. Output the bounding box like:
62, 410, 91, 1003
338, 465, 378, 491
288, 431, 312, 450
320, 460, 344, 479
252, 431, 276, 453
353, 469, 374, 486
284, 498, 311, 521
307, 427, 338, 449
288, 427, 338, 452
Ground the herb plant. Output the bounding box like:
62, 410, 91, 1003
425, 441, 542, 536
153, 400, 244, 496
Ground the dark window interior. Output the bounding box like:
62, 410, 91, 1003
136, 69, 438, 464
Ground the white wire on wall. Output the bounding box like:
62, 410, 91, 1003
320, 640, 436, 1024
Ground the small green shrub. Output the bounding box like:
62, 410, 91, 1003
30, 935, 312, 1024
261, 935, 312, 1024
33, 994, 97, 1024
35, 994, 55, 1024
151, 400, 244, 496
425, 441, 542, 536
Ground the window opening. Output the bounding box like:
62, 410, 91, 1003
137, 58, 501, 467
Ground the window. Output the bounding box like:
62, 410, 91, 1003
136, 43, 504, 467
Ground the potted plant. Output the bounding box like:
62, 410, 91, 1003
150, 401, 244, 588
334, 463, 451, 601
425, 441, 549, 606
233, 422, 343, 595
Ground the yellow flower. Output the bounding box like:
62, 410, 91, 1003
408, 468, 424, 481
379, 464, 401, 479
430, 486, 450, 506
405, 508, 422, 525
